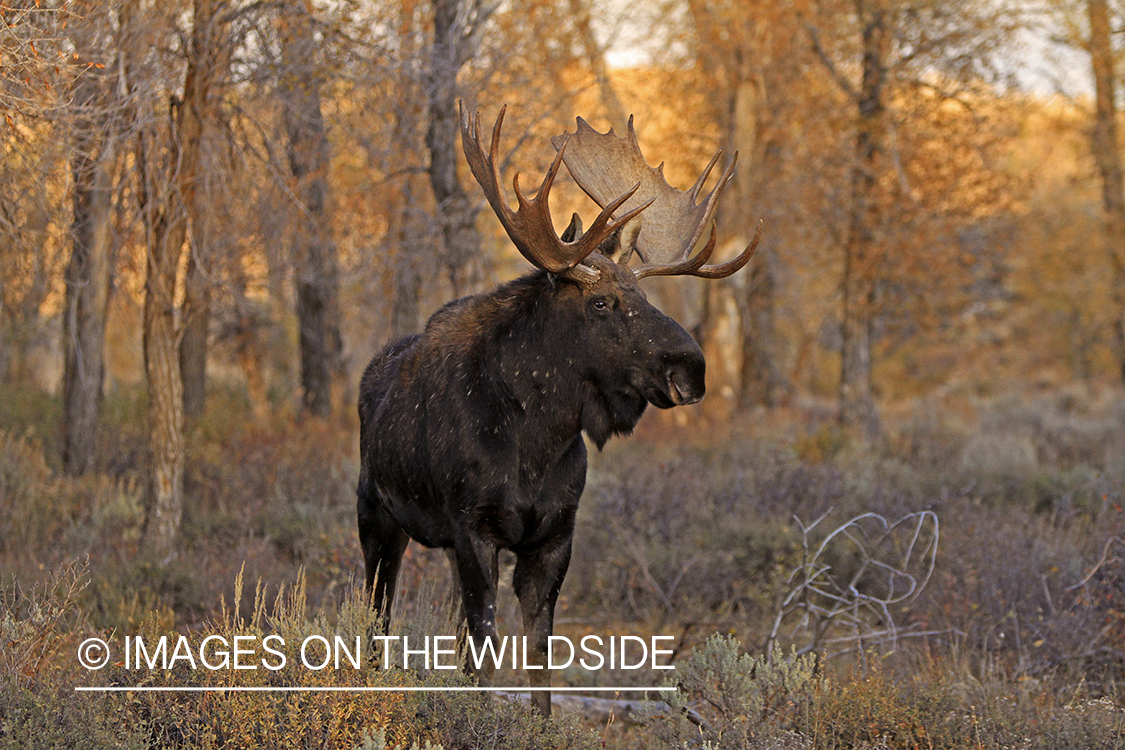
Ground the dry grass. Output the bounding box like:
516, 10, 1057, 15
2, 380, 1124, 747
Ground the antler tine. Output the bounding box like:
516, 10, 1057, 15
463, 103, 522, 244
586, 180, 652, 243
634, 224, 718, 279
629, 153, 742, 278
458, 101, 654, 280
699, 221, 763, 279
676, 151, 734, 259
695, 220, 763, 278
688, 150, 722, 203
636, 221, 763, 280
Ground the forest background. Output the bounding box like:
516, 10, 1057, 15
3, 0, 1125, 748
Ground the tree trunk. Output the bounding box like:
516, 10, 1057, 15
61, 12, 120, 475
1087, 0, 1125, 384
684, 1, 783, 408
136, 0, 215, 556
682, 0, 725, 363
0, 277, 6, 379
426, 0, 484, 295
739, 245, 786, 407
838, 3, 886, 438
63, 127, 116, 474
568, 0, 629, 129
391, 181, 427, 339
179, 0, 229, 421
180, 249, 210, 419
280, 1, 342, 417
727, 76, 785, 408
143, 255, 186, 558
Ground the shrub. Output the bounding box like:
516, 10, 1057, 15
1, 558, 602, 750
643, 635, 819, 749
0, 561, 148, 749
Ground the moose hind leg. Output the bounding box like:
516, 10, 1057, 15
357, 495, 409, 624
513, 539, 573, 717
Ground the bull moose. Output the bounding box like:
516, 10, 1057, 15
357, 103, 759, 716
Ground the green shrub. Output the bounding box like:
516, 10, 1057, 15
643, 635, 819, 749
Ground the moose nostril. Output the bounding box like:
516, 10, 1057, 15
665, 355, 706, 404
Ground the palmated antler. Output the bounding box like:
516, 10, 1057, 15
551, 117, 760, 280
459, 102, 653, 282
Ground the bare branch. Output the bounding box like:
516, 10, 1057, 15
802, 20, 857, 100
767, 509, 939, 660
1066, 536, 1125, 592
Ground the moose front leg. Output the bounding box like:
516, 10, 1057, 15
357, 496, 410, 626
513, 539, 573, 717
451, 535, 501, 685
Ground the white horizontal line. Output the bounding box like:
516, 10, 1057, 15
76, 686, 676, 693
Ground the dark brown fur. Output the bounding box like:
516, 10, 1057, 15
357, 253, 705, 716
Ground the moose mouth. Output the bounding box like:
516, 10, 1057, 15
644, 369, 704, 409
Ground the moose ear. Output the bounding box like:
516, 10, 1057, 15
600, 217, 642, 266
560, 212, 583, 243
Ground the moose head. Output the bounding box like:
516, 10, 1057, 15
356, 103, 759, 717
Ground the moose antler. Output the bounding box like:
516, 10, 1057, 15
551, 117, 760, 280
459, 102, 653, 282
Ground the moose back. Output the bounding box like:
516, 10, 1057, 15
357, 103, 759, 716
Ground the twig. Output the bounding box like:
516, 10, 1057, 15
1065, 537, 1124, 592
